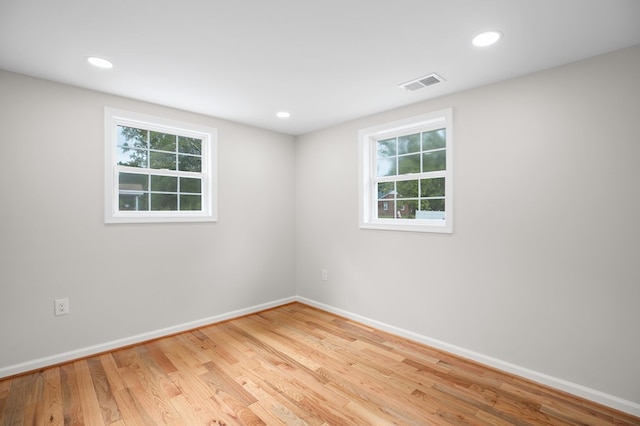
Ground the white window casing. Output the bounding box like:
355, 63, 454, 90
104, 108, 218, 223
359, 108, 453, 233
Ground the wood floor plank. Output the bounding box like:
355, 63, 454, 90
167, 393, 208, 425
22, 401, 43, 426
73, 360, 105, 426
117, 348, 181, 425
24, 371, 44, 407
141, 341, 179, 376
153, 338, 209, 377
60, 363, 85, 426
2, 302, 639, 425
201, 360, 257, 406
135, 346, 182, 400
323, 372, 436, 425
2, 375, 29, 425
231, 318, 327, 381
112, 387, 155, 426
0, 378, 11, 399
239, 375, 309, 425
96, 354, 125, 394
87, 358, 121, 424
0, 381, 9, 426
0, 397, 7, 426
166, 368, 242, 425
316, 346, 446, 424
42, 367, 63, 426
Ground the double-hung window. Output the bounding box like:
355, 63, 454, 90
104, 108, 217, 223
359, 108, 452, 233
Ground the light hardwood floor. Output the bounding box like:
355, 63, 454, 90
0, 303, 638, 425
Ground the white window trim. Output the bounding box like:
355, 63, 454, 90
104, 107, 218, 224
358, 108, 453, 233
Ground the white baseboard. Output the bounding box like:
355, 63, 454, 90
296, 296, 640, 418
0, 296, 296, 379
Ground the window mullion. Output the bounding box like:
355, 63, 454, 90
145, 174, 150, 211
177, 172, 181, 211
145, 129, 150, 168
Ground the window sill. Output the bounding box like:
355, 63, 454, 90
105, 212, 217, 224
360, 220, 452, 234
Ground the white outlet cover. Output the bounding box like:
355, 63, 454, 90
55, 298, 70, 315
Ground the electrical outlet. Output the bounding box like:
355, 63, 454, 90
54, 298, 70, 316
321, 269, 328, 281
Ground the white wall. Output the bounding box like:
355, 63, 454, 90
295, 45, 640, 409
0, 71, 296, 372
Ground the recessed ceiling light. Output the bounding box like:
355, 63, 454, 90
87, 56, 113, 69
276, 111, 291, 119
472, 31, 502, 47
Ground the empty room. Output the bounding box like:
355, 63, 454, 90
1, 0, 639, 424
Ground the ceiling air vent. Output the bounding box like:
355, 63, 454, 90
398, 73, 445, 91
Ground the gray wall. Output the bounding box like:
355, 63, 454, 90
295, 45, 640, 406
0, 71, 296, 370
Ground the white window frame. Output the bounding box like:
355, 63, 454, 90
358, 108, 453, 233
104, 108, 218, 224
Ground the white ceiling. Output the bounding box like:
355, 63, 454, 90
1, 0, 640, 135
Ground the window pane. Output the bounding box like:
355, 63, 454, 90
398, 154, 420, 175
119, 173, 149, 191
150, 175, 177, 192
378, 200, 395, 218
117, 147, 147, 168
178, 154, 202, 172
396, 180, 418, 198
150, 131, 176, 152
377, 181, 395, 199
178, 136, 202, 155
150, 151, 176, 170
423, 129, 446, 150
377, 138, 396, 157
119, 193, 148, 211
420, 199, 445, 212
422, 150, 445, 172
398, 133, 420, 155
180, 177, 201, 194
180, 194, 202, 211
421, 177, 445, 197
396, 200, 418, 219
377, 158, 396, 177
118, 126, 148, 148
150, 193, 177, 211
